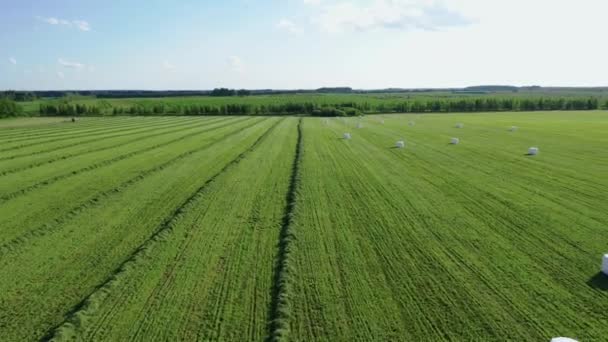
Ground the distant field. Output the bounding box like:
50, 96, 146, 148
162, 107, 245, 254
0, 112, 607, 341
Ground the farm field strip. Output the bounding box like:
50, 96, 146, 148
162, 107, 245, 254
0, 116, 230, 176
0, 113, 606, 341
0, 116, 243, 201
0, 116, 172, 150
285, 116, 608, 340
0, 116, 198, 159
0, 117, 95, 130
343, 116, 608, 270
0, 117, 139, 139
0, 117, 281, 341
0, 117, 263, 251
352, 116, 608, 214
0, 115, 179, 142
49, 118, 299, 341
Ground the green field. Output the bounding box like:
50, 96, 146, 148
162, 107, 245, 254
1, 112, 607, 341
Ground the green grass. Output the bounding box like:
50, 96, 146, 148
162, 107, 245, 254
0, 112, 606, 341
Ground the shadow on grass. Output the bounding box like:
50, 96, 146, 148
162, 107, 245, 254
587, 272, 608, 291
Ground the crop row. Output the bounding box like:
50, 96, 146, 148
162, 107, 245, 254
0, 117, 280, 341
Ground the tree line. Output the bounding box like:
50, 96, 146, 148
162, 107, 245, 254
34, 96, 606, 117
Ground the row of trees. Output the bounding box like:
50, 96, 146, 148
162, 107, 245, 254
0, 91, 38, 102
0, 98, 23, 118
39, 103, 102, 116
209, 88, 251, 97
36, 97, 605, 117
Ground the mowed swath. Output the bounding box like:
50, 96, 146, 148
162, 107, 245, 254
0, 112, 607, 341
0, 117, 278, 340
288, 113, 608, 341
51, 118, 299, 341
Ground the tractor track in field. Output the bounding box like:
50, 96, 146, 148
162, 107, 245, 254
0, 117, 204, 160
0, 118, 267, 257
42, 118, 284, 342
0, 117, 230, 177
0, 117, 253, 203
267, 118, 303, 342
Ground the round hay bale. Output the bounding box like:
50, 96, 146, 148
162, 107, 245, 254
455, 123, 464, 128
551, 338, 578, 342
408, 121, 415, 127
450, 137, 460, 145
343, 133, 352, 140
528, 147, 539, 155
396, 140, 405, 148
510, 126, 518, 132
602, 254, 608, 275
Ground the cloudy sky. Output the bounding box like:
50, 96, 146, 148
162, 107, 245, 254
1, 0, 607, 90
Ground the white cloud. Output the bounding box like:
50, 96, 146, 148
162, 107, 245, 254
304, 0, 322, 5
37, 16, 91, 31
313, 0, 469, 33
228, 56, 244, 72
9, 57, 17, 65
162, 61, 176, 70
277, 19, 303, 34
58, 58, 85, 69
57, 71, 65, 79
72, 20, 91, 31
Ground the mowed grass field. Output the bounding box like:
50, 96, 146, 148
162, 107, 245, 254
0, 112, 607, 341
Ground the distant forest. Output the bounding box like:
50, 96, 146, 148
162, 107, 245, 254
36, 97, 605, 118
3, 85, 608, 100
2, 86, 608, 118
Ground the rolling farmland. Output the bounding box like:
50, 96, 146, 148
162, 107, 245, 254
0, 112, 607, 341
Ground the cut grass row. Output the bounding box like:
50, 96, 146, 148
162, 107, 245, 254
0, 116, 229, 175
0, 117, 260, 251
0, 117, 280, 341
0, 116, 201, 160
285, 114, 608, 340
49, 118, 299, 341
0, 116, 166, 150
0, 117, 238, 196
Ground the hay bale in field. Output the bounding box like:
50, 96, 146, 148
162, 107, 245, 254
602, 254, 608, 275
380, 120, 385, 124
408, 121, 415, 126
343, 133, 352, 140
528, 147, 539, 155
71, 118, 76, 123
356, 122, 363, 129
551, 338, 578, 342
455, 123, 464, 128
510, 126, 518, 132
450, 137, 460, 145
396, 140, 405, 148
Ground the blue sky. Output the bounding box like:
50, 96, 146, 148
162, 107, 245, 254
1, 0, 607, 90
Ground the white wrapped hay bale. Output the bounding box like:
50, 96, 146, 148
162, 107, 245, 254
551, 338, 578, 342
455, 123, 464, 128
528, 147, 539, 155
408, 121, 415, 126
396, 140, 405, 148
602, 254, 608, 275
343, 133, 352, 140
380, 120, 385, 124
356, 122, 363, 129
450, 138, 460, 145
510, 126, 518, 132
